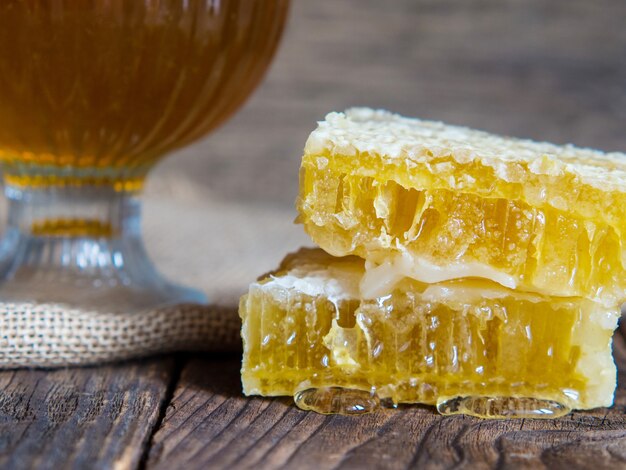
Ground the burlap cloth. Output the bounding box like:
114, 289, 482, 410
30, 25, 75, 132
0, 175, 309, 368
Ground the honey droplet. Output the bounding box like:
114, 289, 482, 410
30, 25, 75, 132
294, 387, 380, 415
437, 396, 571, 419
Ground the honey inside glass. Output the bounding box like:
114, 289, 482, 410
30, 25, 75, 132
0, 0, 289, 309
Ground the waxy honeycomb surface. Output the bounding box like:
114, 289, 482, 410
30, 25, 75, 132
240, 249, 619, 411
298, 108, 626, 305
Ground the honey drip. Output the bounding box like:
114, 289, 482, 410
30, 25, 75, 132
436, 396, 571, 419
294, 388, 380, 415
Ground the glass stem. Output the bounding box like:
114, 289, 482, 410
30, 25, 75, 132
0, 185, 206, 310
4, 185, 140, 239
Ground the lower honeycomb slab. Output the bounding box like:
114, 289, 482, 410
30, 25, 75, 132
239, 249, 620, 418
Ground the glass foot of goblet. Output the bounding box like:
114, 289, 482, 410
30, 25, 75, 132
0, 185, 207, 312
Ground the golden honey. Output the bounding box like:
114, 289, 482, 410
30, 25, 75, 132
298, 164, 625, 304
240, 109, 626, 418
240, 249, 619, 418
0, 0, 288, 188
297, 109, 626, 307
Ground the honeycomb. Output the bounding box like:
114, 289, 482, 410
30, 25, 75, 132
241, 109, 625, 417
240, 249, 619, 416
298, 109, 626, 306
298, 165, 625, 304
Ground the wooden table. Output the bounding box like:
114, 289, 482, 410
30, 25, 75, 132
2, 327, 626, 469
2, 0, 626, 468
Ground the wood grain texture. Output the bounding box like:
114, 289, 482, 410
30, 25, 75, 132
145, 331, 626, 470
0, 358, 176, 470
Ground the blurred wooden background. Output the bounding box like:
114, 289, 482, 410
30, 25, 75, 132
156, 0, 626, 208
145, 0, 626, 304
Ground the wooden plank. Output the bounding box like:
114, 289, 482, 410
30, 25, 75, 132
146, 329, 626, 469
0, 357, 177, 470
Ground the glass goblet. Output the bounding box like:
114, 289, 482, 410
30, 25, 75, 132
0, 0, 290, 311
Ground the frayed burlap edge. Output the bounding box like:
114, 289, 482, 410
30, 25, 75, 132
0, 303, 241, 368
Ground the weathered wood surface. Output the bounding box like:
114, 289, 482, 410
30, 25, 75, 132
1, 334, 625, 470
144, 330, 626, 470
0, 358, 176, 470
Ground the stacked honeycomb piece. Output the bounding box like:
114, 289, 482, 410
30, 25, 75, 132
240, 109, 625, 418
